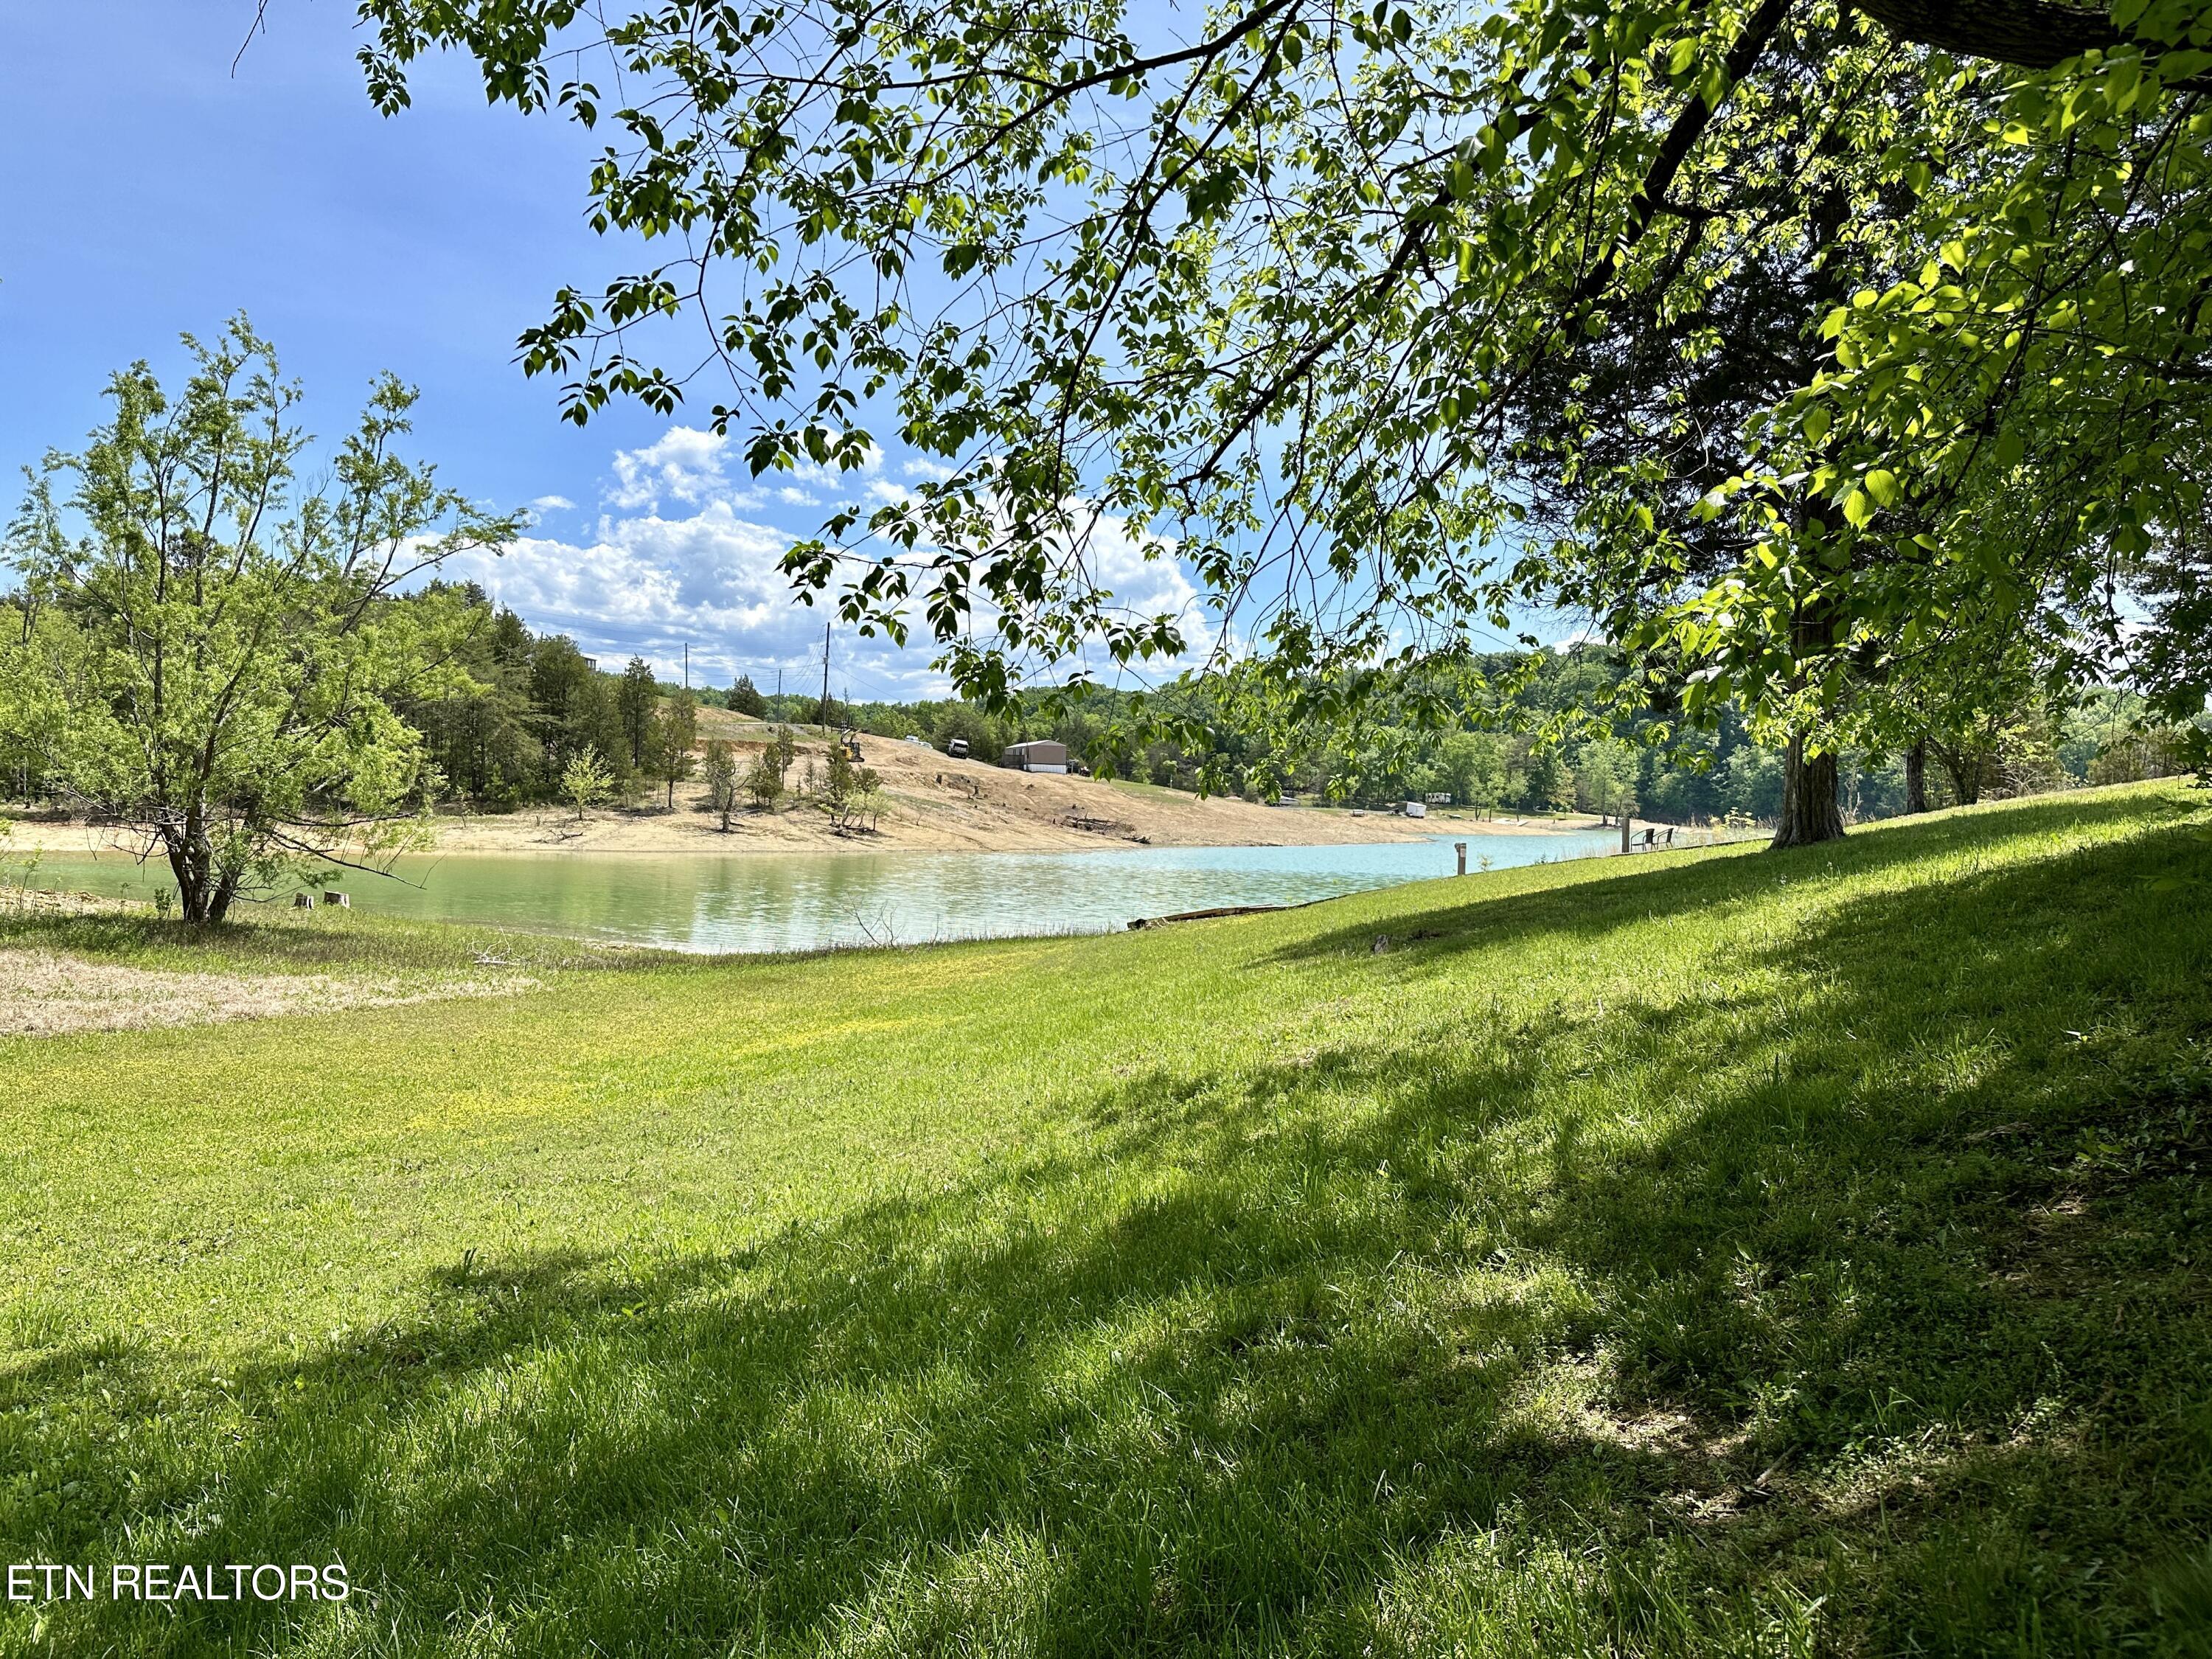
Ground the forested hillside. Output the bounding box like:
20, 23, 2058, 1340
380, 585, 2197, 827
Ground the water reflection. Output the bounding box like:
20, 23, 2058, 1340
18, 830, 1621, 954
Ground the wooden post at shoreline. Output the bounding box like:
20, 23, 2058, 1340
1455, 841, 1467, 876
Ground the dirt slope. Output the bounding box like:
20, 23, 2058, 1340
417, 716, 1433, 854
7, 717, 1596, 860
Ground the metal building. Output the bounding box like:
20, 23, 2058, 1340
1001, 740, 1071, 774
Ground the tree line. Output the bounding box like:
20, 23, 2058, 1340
391, 580, 2195, 827
832, 654, 2194, 825
398, 590, 700, 810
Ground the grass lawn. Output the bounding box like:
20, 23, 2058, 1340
3, 782, 2210, 1656
1104, 776, 1203, 801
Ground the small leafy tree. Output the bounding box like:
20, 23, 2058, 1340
703, 738, 739, 831
0, 319, 515, 922
647, 694, 698, 808
562, 746, 612, 820
821, 745, 858, 827
854, 766, 884, 832
821, 747, 883, 832
0, 815, 45, 906
743, 728, 796, 812
745, 755, 785, 811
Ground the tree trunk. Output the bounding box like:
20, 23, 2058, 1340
164, 816, 217, 923
163, 810, 244, 923
1770, 737, 1845, 849
165, 837, 204, 922
1904, 738, 1928, 815
1851, 0, 2152, 69
1932, 742, 1983, 806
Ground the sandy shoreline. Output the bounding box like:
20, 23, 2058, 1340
6, 726, 1609, 860
6, 802, 1601, 860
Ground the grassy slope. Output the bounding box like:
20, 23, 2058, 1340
3, 783, 2210, 1658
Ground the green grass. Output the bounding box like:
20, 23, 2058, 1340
3, 782, 2210, 1657
1104, 776, 1202, 801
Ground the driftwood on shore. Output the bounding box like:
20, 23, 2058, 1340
1127, 904, 1287, 931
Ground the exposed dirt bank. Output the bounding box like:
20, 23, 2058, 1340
7, 724, 1607, 859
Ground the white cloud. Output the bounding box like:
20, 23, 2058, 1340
605, 427, 885, 516
528, 493, 576, 515
608, 426, 742, 512
446, 426, 1216, 696
446, 498, 950, 695
1074, 507, 1219, 675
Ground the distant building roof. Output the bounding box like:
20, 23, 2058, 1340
1003, 740, 1070, 771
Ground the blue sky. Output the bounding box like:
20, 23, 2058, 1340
1, 3, 1552, 698
0, 4, 641, 501
0, 1, 1099, 699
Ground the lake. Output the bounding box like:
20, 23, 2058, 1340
13, 829, 1621, 954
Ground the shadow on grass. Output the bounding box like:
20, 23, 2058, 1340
6, 790, 2212, 1656
1265, 783, 2206, 969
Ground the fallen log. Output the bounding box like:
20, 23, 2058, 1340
1126, 904, 1286, 931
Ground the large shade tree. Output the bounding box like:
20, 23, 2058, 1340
356, 0, 2212, 844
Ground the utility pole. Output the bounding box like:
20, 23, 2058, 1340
682, 642, 689, 690
819, 620, 832, 731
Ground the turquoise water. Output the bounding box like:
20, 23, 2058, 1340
15, 830, 1618, 954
